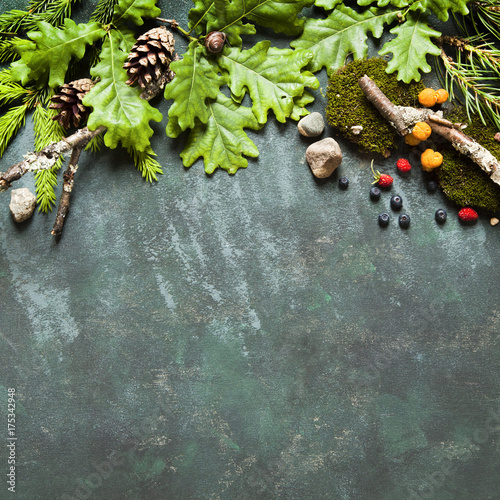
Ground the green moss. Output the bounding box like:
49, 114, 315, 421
326, 58, 424, 157
439, 108, 500, 211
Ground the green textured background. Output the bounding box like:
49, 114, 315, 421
1, 1, 500, 499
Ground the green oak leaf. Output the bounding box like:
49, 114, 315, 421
291, 91, 315, 121
112, 0, 161, 26
180, 93, 263, 174
10, 19, 105, 88
290, 5, 399, 75
314, 0, 344, 9
189, 0, 314, 46
83, 30, 162, 151
357, 0, 410, 8
409, 0, 469, 22
379, 13, 441, 83
164, 41, 226, 133
217, 41, 319, 124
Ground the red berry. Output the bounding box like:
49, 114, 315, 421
378, 174, 393, 188
370, 160, 393, 189
396, 158, 412, 173
458, 207, 478, 222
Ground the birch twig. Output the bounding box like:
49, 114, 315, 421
358, 75, 500, 187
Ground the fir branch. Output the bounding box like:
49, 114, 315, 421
0, 103, 28, 157
24, 0, 81, 31
90, 0, 118, 24
0, 10, 31, 35
438, 45, 500, 129
84, 132, 104, 153
33, 101, 66, 212
127, 146, 163, 182
0, 81, 29, 106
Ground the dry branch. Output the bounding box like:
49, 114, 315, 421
359, 74, 500, 187
51, 146, 82, 237
0, 126, 105, 191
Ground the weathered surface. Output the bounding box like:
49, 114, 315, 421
306, 137, 342, 178
9, 187, 36, 223
298, 112, 325, 137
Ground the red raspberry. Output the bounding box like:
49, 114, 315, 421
370, 160, 393, 189
396, 158, 412, 173
458, 207, 478, 222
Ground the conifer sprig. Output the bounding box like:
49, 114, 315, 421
33, 101, 66, 212
127, 146, 164, 183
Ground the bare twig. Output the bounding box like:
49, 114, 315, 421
359, 74, 500, 186
0, 126, 106, 191
51, 146, 83, 237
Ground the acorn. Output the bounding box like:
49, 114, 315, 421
205, 31, 227, 54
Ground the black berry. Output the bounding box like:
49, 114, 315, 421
370, 186, 381, 201
426, 180, 438, 193
390, 194, 403, 211
378, 213, 390, 227
399, 213, 411, 229
338, 176, 349, 189
435, 208, 447, 224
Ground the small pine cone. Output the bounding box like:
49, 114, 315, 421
124, 26, 175, 88
49, 78, 94, 129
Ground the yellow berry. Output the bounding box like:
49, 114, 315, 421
418, 88, 438, 108
411, 122, 432, 141
421, 149, 443, 171
404, 133, 421, 146
435, 89, 449, 104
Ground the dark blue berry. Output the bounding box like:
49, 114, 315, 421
338, 176, 349, 189
426, 180, 438, 193
390, 194, 403, 211
370, 186, 381, 201
435, 208, 447, 224
378, 213, 390, 227
399, 213, 411, 229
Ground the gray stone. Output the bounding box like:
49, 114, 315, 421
298, 112, 325, 137
306, 138, 342, 178
9, 188, 36, 223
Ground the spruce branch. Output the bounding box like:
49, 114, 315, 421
359, 75, 500, 186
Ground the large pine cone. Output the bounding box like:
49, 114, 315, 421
49, 78, 94, 129
124, 26, 175, 88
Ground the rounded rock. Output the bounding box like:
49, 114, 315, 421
305, 137, 342, 178
298, 112, 325, 138
9, 188, 37, 223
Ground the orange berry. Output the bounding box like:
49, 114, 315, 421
411, 121, 432, 141
418, 88, 437, 108
435, 88, 449, 104
421, 149, 443, 171
404, 133, 421, 146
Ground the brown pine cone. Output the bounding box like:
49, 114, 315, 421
124, 26, 175, 88
49, 78, 94, 129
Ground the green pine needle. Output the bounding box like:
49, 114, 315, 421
32, 101, 66, 212
0, 81, 29, 106
0, 103, 28, 157
127, 146, 164, 183
90, 0, 118, 24
85, 132, 104, 153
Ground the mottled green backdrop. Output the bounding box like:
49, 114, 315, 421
1, 1, 499, 499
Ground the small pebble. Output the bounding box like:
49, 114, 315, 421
298, 112, 325, 137
9, 188, 36, 223
305, 137, 342, 178
490, 217, 499, 226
